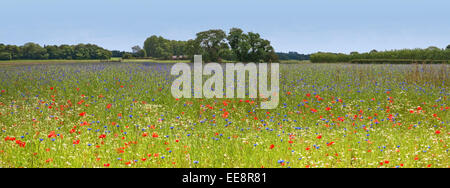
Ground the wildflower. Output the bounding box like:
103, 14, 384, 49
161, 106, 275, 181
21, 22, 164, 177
48, 131, 57, 138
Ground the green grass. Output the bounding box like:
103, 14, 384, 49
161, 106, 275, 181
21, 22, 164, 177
0, 63, 448, 168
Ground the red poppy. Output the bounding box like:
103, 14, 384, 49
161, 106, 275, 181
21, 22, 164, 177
79, 112, 86, 117
152, 132, 159, 138
435, 130, 441, 134
270, 144, 275, 149
48, 131, 57, 138
106, 104, 112, 109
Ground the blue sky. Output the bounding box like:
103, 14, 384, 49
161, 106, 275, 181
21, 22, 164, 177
1, 0, 449, 53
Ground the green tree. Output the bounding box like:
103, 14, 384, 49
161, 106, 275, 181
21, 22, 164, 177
446, 45, 450, 50
195, 29, 228, 62
45, 45, 63, 59
4, 45, 21, 59
0, 52, 11, 60
185, 39, 202, 61
227, 28, 246, 61
22, 43, 48, 59
143, 36, 172, 59
122, 52, 134, 59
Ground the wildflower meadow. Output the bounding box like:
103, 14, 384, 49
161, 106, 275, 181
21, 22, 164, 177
0, 62, 448, 168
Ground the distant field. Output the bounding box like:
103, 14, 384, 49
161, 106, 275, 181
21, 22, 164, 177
0, 63, 448, 168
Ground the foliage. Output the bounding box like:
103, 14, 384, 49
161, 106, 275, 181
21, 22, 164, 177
143, 28, 278, 62
122, 52, 134, 59
311, 47, 450, 63
277, 52, 310, 61
0, 43, 111, 60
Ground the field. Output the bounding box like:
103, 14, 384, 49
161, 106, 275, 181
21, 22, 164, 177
0, 62, 448, 168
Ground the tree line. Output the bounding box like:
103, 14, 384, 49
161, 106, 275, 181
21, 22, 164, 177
143, 28, 278, 62
276, 52, 310, 61
310, 46, 450, 63
0, 43, 112, 60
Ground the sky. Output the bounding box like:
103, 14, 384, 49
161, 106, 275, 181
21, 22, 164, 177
1, 0, 449, 54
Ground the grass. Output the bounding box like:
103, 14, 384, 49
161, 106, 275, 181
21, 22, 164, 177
0, 63, 448, 168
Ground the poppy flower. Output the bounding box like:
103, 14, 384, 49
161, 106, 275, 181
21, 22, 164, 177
79, 112, 86, 117
270, 144, 275, 149
106, 104, 112, 109
48, 131, 57, 138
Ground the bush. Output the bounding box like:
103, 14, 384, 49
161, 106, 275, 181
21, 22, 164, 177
122, 53, 134, 59
351, 59, 449, 64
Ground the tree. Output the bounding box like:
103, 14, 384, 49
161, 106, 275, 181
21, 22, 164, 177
137, 49, 146, 58
22, 43, 48, 59
45, 45, 63, 59
111, 50, 125, 57
122, 52, 134, 59
4, 45, 21, 59
227, 28, 246, 61
132, 45, 142, 54
143, 35, 172, 59
131, 45, 146, 58
446, 45, 450, 50
185, 39, 202, 61
0, 52, 11, 60
195, 29, 228, 62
